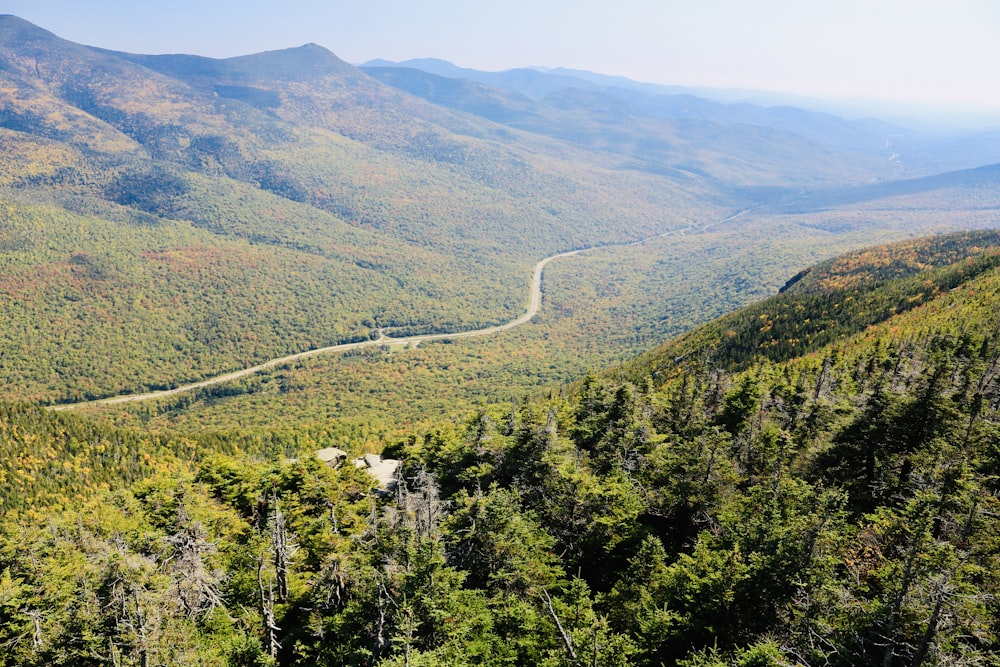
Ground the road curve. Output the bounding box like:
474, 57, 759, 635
50, 223, 707, 411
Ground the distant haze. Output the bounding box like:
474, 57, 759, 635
5, 0, 1000, 123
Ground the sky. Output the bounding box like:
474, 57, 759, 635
6, 0, 1000, 118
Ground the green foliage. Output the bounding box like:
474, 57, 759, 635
2, 232, 1000, 665
628, 230, 1000, 384
3, 17, 998, 434
0, 401, 182, 515
4, 24, 1000, 662
0, 20, 742, 407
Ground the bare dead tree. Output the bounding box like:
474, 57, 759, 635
911, 494, 982, 667
371, 572, 397, 665
269, 494, 298, 603
395, 466, 445, 542
257, 554, 281, 661
165, 519, 224, 619
103, 541, 161, 667
538, 586, 577, 663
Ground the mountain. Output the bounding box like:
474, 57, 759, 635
364, 58, 1000, 173
0, 13, 997, 421
625, 228, 1000, 382
362, 61, 906, 170
363, 57, 610, 98
365, 58, 859, 107
767, 161, 1000, 214
1, 230, 999, 666
3, 13, 1000, 667
0, 15, 738, 402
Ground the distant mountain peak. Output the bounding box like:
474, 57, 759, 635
215, 42, 356, 81
104, 41, 356, 87
0, 13, 48, 31
0, 14, 81, 51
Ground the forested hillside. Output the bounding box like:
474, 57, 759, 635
2, 231, 999, 666
4, 14, 998, 412
88, 199, 1000, 438
628, 229, 1000, 380
0, 15, 737, 403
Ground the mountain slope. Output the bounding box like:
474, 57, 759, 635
2, 231, 999, 666
361, 63, 900, 185
768, 161, 1000, 213
0, 14, 996, 414
389, 229, 1000, 665
365, 58, 1000, 175
0, 15, 738, 402
624, 229, 1000, 382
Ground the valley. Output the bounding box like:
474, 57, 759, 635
49, 231, 621, 411
85, 185, 1000, 438
1, 12, 1000, 667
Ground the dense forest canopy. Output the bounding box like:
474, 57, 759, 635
1, 231, 999, 666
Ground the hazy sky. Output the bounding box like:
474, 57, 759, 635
6, 0, 1000, 115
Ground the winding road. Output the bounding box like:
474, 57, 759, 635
51, 222, 710, 412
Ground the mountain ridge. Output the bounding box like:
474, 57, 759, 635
0, 14, 997, 418
364, 57, 1000, 172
